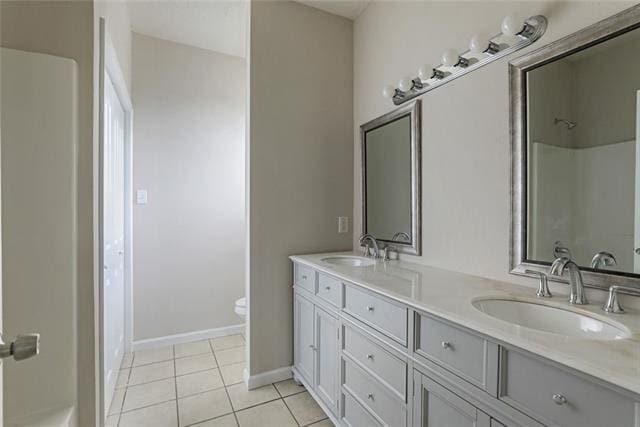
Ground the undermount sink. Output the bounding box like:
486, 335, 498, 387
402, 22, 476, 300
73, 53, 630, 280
472, 298, 631, 341
321, 256, 374, 267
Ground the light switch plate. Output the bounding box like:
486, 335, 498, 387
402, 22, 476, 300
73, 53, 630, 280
338, 216, 349, 233
136, 189, 148, 204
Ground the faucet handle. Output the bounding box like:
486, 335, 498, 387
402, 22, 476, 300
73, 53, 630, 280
525, 269, 552, 298
603, 285, 640, 314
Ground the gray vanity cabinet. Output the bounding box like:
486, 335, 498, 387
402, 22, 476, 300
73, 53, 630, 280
315, 306, 340, 414
413, 371, 491, 427
293, 292, 315, 387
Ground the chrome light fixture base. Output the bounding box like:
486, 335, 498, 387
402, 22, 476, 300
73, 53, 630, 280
391, 15, 547, 105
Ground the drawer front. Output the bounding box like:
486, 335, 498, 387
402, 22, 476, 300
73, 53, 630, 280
500, 350, 640, 427
317, 273, 341, 307
343, 285, 408, 345
294, 264, 316, 293
342, 392, 383, 427
416, 313, 497, 393
343, 324, 406, 399
342, 358, 406, 427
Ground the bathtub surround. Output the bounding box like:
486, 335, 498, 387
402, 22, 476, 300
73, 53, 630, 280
132, 33, 246, 342
353, 1, 637, 298
247, 0, 353, 381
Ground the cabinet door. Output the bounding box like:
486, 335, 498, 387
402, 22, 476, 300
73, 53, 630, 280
294, 292, 315, 386
414, 371, 490, 427
315, 306, 340, 415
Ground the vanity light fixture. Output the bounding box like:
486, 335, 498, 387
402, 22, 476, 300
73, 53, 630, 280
383, 13, 547, 105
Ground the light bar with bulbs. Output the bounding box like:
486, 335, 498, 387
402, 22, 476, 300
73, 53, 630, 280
383, 14, 548, 105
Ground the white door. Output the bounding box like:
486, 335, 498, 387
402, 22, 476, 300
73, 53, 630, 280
315, 307, 339, 415
635, 90, 640, 273
294, 293, 315, 386
103, 72, 126, 412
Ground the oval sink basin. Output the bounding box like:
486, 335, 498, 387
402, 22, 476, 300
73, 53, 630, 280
472, 298, 631, 341
321, 256, 374, 267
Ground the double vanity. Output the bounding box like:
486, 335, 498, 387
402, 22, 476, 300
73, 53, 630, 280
290, 253, 640, 427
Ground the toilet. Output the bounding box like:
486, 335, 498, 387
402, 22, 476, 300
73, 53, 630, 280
234, 297, 246, 318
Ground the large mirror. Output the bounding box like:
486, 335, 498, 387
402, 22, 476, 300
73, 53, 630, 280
361, 100, 421, 255
511, 5, 640, 291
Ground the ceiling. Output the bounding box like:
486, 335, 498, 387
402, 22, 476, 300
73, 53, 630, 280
126, 0, 368, 59
296, 0, 370, 20
127, 1, 249, 58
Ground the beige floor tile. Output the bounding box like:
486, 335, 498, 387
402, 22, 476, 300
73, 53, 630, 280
116, 368, 130, 389
285, 391, 327, 426
219, 362, 245, 386
308, 419, 334, 427
119, 400, 178, 427
192, 413, 238, 426
177, 368, 224, 397
175, 353, 217, 376
226, 383, 279, 411
134, 346, 174, 366
123, 378, 176, 412
236, 400, 297, 427
121, 352, 134, 368
214, 347, 245, 366
178, 388, 233, 426
109, 388, 125, 415
105, 415, 119, 427
273, 378, 305, 397
129, 360, 175, 385
210, 335, 245, 351
175, 340, 212, 358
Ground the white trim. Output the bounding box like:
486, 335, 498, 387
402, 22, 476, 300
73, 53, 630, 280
132, 324, 245, 352
243, 366, 292, 390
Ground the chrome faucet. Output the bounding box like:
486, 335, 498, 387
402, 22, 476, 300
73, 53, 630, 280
591, 251, 617, 270
550, 257, 588, 305
359, 234, 380, 259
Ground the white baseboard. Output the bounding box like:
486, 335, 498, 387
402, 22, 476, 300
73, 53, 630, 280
132, 323, 245, 351
243, 365, 292, 389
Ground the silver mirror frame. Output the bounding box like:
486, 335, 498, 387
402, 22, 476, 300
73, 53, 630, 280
361, 99, 422, 255
509, 4, 640, 292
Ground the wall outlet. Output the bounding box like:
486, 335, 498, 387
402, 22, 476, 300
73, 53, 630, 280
338, 216, 349, 234
136, 189, 148, 204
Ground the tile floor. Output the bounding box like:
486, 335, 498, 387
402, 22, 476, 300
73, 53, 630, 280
107, 334, 334, 427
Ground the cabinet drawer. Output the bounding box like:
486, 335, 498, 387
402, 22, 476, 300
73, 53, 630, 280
342, 392, 383, 427
294, 264, 316, 293
415, 313, 498, 394
343, 285, 408, 345
342, 358, 406, 427
500, 349, 640, 427
317, 273, 341, 307
343, 324, 406, 400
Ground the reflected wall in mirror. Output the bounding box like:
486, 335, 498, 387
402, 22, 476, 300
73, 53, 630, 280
361, 100, 421, 255
511, 5, 640, 290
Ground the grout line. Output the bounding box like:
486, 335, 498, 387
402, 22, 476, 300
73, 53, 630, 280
210, 339, 241, 427
118, 399, 177, 416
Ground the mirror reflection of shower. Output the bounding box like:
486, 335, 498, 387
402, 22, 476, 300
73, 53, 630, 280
554, 117, 577, 130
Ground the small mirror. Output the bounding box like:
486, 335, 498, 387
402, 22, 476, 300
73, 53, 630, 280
361, 100, 421, 255
511, 6, 640, 291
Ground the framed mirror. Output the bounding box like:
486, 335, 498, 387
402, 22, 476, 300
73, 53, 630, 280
510, 5, 640, 291
361, 99, 421, 255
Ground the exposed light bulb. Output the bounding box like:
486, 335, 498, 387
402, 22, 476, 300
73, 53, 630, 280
382, 85, 396, 99
418, 64, 434, 80
502, 14, 524, 36
441, 49, 460, 67
469, 34, 490, 54
398, 77, 414, 92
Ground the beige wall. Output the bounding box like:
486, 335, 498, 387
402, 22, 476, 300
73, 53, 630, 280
0, 1, 96, 424
353, 2, 635, 292
248, 0, 353, 375
132, 34, 246, 341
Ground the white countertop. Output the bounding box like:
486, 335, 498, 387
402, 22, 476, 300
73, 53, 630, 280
290, 251, 640, 396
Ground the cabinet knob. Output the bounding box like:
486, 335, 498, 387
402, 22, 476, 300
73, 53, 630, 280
325, 286, 331, 291
367, 392, 374, 401
302, 275, 308, 280
552, 394, 567, 405
308, 345, 317, 351
441, 341, 451, 350
366, 353, 374, 361
366, 305, 375, 312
